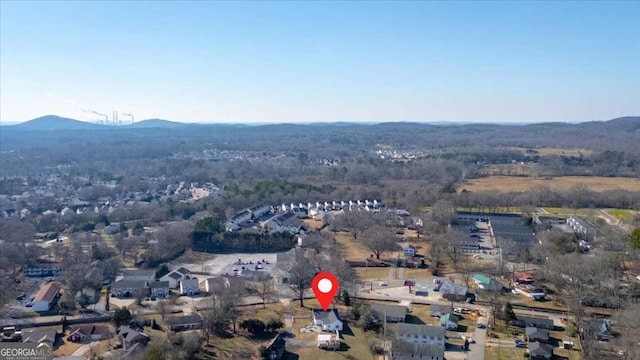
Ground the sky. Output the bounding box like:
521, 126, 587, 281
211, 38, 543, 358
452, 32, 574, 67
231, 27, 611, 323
1, 1, 639, 124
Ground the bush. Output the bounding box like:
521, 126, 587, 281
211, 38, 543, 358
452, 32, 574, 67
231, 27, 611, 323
266, 318, 284, 332
240, 319, 266, 334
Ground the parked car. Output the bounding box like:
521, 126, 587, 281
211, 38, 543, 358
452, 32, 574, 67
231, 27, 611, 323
468, 338, 476, 344
477, 323, 486, 329
379, 282, 388, 286
16, 293, 26, 301
515, 339, 526, 348
25, 302, 33, 307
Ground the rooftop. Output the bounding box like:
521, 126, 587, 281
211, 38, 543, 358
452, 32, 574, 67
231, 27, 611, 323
33, 282, 60, 303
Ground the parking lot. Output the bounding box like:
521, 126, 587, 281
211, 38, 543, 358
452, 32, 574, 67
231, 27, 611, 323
172, 252, 280, 277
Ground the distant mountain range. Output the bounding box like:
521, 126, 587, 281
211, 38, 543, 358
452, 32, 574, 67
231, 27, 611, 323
5, 114, 639, 131
10, 115, 185, 130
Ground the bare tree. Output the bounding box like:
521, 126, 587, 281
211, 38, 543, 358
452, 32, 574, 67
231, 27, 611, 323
156, 299, 171, 321
361, 225, 398, 260
430, 235, 447, 276
253, 273, 275, 308
278, 249, 317, 307
613, 302, 640, 360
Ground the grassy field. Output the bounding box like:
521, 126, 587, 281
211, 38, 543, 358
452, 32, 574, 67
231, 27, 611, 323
334, 232, 374, 262
485, 346, 528, 360
457, 176, 640, 193
542, 207, 599, 217
354, 267, 390, 281
606, 208, 638, 224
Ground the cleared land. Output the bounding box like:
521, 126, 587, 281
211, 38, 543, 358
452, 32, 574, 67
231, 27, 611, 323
457, 176, 640, 193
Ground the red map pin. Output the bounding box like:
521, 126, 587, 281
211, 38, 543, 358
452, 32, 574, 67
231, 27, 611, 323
312, 272, 339, 311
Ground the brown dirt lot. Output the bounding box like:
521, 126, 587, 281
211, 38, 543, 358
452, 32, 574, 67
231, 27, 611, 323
457, 176, 640, 193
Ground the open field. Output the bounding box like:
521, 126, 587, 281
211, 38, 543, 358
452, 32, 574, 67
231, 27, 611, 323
605, 208, 638, 224
457, 176, 640, 193
333, 232, 373, 262
542, 207, 599, 217
485, 347, 528, 360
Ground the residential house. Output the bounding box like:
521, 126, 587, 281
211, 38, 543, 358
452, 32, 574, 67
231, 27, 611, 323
269, 212, 306, 234
180, 278, 199, 296
439, 313, 459, 330
150, 281, 170, 298
121, 269, 156, 282
67, 325, 110, 342
103, 223, 122, 235
473, 274, 504, 292
391, 340, 445, 360
161, 272, 184, 289
429, 304, 453, 318
312, 309, 343, 331
166, 313, 202, 332
525, 327, 550, 344
514, 316, 554, 330
32, 282, 61, 312
513, 285, 546, 301
513, 271, 535, 285
111, 280, 148, 298
225, 210, 252, 231
317, 330, 340, 349
439, 281, 468, 302
395, 323, 446, 346
25, 262, 64, 277
160, 267, 190, 288
584, 319, 614, 341
115, 326, 149, 350
370, 303, 407, 323
401, 244, 416, 257
250, 204, 270, 218
528, 341, 554, 360
21, 328, 56, 345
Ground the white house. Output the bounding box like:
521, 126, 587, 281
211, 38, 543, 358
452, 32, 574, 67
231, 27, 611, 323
150, 281, 170, 298
32, 282, 61, 312
312, 309, 343, 331
160, 267, 190, 288
180, 278, 199, 296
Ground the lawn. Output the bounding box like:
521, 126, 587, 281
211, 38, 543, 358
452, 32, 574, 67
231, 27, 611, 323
333, 231, 374, 262
286, 319, 375, 360
354, 267, 390, 281
485, 346, 528, 360
542, 207, 599, 217
457, 176, 640, 193
605, 208, 637, 224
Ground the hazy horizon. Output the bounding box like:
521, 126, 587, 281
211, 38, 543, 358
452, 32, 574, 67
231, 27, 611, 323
1, 1, 639, 124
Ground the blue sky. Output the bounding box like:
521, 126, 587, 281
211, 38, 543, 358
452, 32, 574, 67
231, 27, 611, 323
1, 1, 638, 123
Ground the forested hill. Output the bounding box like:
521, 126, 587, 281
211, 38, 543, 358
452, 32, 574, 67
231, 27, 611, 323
2, 116, 638, 154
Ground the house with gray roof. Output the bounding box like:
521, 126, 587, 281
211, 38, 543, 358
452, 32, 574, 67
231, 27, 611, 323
121, 269, 156, 282
312, 309, 343, 331
370, 303, 407, 323
526, 326, 550, 344
439, 281, 468, 301
392, 340, 445, 360
111, 280, 147, 298
528, 341, 553, 360
150, 281, 170, 298
396, 323, 445, 346
430, 304, 453, 318
166, 313, 202, 332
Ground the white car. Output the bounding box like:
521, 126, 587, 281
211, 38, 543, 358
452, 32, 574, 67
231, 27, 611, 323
379, 282, 388, 286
